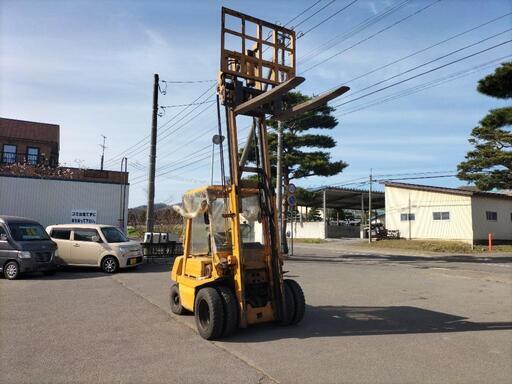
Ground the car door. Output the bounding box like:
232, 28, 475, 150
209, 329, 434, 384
71, 228, 102, 265
49, 228, 72, 265
0, 224, 16, 268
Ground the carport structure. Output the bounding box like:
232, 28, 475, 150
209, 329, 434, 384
306, 186, 385, 211
293, 186, 385, 239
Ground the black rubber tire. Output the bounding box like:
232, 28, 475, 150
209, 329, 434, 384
216, 285, 238, 337
279, 282, 296, 326
101, 256, 119, 273
3, 261, 20, 280
170, 283, 187, 315
194, 287, 225, 340
285, 279, 306, 324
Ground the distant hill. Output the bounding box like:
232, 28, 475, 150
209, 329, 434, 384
129, 203, 169, 213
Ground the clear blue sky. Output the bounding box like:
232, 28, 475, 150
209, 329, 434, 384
1, 0, 511, 207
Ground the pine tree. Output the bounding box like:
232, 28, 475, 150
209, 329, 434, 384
266, 92, 348, 184
457, 62, 512, 190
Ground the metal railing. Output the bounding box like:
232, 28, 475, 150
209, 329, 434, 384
0, 152, 58, 167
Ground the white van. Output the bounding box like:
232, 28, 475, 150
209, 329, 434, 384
46, 224, 143, 273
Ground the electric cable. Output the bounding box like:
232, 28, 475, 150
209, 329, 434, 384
298, 0, 360, 38
299, 0, 411, 63
301, 0, 443, 74
341, 11, 512, 85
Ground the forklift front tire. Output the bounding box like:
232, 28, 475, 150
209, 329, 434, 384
216, 285, 238, 337
285, 279, 306, 324
170, 284, 187, 315
194, 287, 225, 340
279, 282, 296, 326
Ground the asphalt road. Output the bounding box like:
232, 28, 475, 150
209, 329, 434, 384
1, 245, 511, 384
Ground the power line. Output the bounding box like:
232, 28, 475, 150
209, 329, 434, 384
293, 0, 338, 30
160, 99, 216, 109
105, 88, 216, 166
331, 39, 512, 109
375, 174, 459, 182
131, 123, 253, 184
337, 56, 511, 116
302, 0, 443, 74
258, 41, 510, 137
299, 0, 411, 64
298, 0, 360, 38
341, 11, 512, 86
161, 79, 216, 84
343, 28, 512, 99
104, 83, 216, 166
284, 0, 325, 27
121, 100, 217, 164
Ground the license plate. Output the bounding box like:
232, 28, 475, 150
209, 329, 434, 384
129, 258, 137, 265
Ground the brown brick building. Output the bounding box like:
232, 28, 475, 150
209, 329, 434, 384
0, 117, 130, 229
0, 117, 60, 166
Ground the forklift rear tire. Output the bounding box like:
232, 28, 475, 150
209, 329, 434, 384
216, 285, 238, 337
279, 282, 296, 326
194, 287, 225, 340
170, 284, 187, 315
285, 279, 306, 324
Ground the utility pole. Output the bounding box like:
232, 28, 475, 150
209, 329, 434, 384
277, 120, 284, 250
146, 73, 159, 233
408, 192, 412, 240
99, 135, 107, 170
368, 169, 372, 243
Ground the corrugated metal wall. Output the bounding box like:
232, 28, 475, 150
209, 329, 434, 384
0, 176, 128, 228
472, 196, 512, 241
385, 186, 474, 243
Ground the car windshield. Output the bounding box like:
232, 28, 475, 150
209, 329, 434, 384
101, 227, 129, 243
8, 223, 50, 241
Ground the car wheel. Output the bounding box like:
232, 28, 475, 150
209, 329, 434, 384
194, 287, 225, 340
4, 261, 20, 280
285, 279, 306, 324
101, 256, 119, 273
170, 283, 187, 315
216, 285, 238, 337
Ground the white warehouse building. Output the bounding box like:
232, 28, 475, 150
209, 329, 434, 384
384, 182, 512, 245
0, 175, 129, 228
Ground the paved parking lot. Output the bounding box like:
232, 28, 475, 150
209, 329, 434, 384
1, 245, 511, 384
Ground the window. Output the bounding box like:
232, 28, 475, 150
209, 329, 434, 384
2, 144, 16, 164
51, 229, 71, 240
433, 212, 450, 220
7, 223, 50, 241
101, 227, 128, 243
73, 229, 99, 242
26, 147, 40, 165
400, 213, 415, 221
486, 211, 498, 221
0, 225, 7, 240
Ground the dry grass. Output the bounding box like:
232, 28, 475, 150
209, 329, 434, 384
368, 239, 512, 254
292, 238, 329, 244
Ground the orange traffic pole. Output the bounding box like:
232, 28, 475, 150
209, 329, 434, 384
488, 233, 493, 251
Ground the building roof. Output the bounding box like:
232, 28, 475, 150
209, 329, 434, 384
0, 215, 42, 224
0, 117, 60, 143
301, 186, 385, 210
383, 182, 512, 201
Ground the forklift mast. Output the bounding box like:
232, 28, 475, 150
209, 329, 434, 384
217, 7, 299, 325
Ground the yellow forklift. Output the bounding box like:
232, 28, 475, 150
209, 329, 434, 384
170, 7, 349, 339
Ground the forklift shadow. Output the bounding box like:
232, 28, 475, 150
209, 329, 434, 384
225, 305, 512, 342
